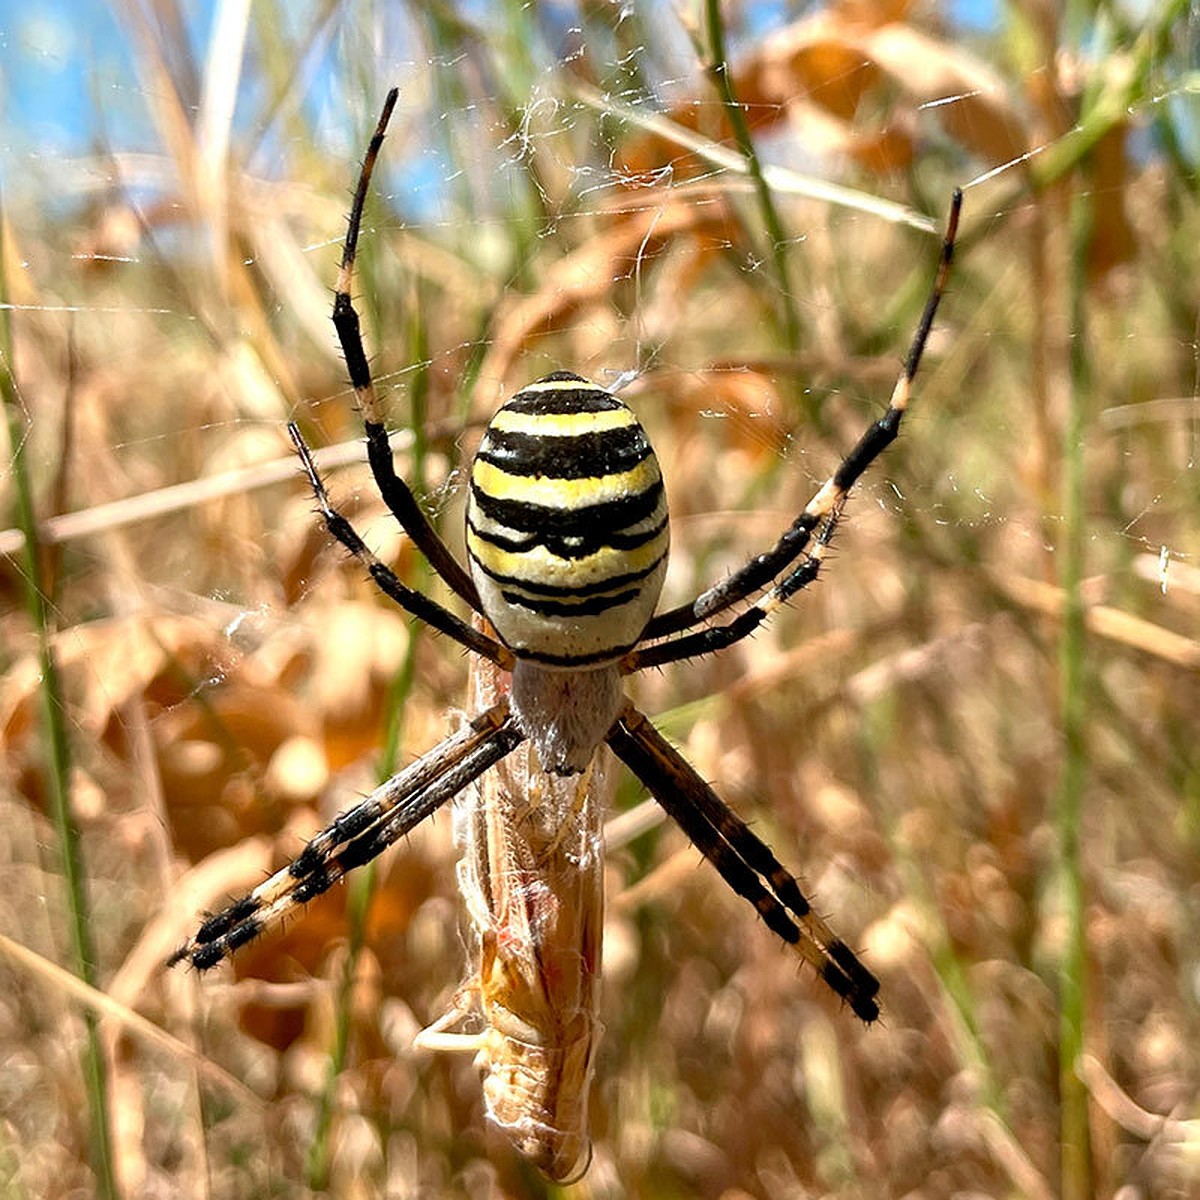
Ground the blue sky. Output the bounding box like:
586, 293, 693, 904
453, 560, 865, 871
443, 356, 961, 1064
2, 4, 142, 153
1, 1, 1003, 162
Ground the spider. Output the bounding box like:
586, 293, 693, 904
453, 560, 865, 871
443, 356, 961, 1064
172, 87, 960, 1179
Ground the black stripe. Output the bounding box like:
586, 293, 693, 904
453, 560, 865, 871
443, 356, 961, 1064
293, 865, 334, 904
828, 939, 881, 1003
195, 896, 260, 946
833, 406, 902, 493
194, 933, 252, 970
469, 478, 664, 538
524, 640, 639, 667
333, 294, 371, 390
476, 424, 651, 479
505, 376, 622, 416
500, 586, 642, 618
467, 511, 668, 560
472, 549, 666, 598
537, 370, 589, 383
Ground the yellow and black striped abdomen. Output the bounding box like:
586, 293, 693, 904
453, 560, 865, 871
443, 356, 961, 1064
466, 372, 669, 667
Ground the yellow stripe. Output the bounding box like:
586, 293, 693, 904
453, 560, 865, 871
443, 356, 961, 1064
466, 525, 667, 590
471, 456, 661, 510
489, 407, 637, 437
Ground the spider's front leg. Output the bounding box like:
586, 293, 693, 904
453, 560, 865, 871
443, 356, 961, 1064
286, 424, 510, 665
629, 189, 962, 669
328, 85, 480, 611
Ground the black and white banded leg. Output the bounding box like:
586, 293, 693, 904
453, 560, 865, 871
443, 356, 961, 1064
323, 86, 481, 612
624, 188, 962, 673
607, 704, 880, 1022
287, 425, 511, 667
170, 705, 524, 970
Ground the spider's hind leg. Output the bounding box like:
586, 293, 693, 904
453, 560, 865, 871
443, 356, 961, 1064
607, 703, 879, 1023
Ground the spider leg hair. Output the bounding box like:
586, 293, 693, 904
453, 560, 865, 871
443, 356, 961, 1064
330, 86, 481, 611
606, 703, 880, 1022
289, 423, 513, 668
622, 506, 840, 672
641, 189, 961, 645
169, 703, 523, 971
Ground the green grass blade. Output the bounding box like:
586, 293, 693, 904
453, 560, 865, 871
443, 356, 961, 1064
0, 203, 119, 1197
704, 0, 801, 351
1056, 182, 1093, 1200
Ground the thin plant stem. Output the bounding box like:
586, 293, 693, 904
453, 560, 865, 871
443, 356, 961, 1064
0, 206, 119, 1197
704, 0, 801, 351
1056, 184, 1093, 1200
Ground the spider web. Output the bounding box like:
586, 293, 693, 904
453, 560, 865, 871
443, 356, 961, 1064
1, 3, 1199, 1198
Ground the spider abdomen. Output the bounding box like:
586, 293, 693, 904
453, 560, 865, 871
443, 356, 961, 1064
466, 372, 669, 666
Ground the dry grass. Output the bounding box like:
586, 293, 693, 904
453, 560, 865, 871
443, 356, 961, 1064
1, 3, 1198, 1198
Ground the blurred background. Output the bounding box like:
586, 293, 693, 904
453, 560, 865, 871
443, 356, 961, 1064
1, 1, 1198, 1197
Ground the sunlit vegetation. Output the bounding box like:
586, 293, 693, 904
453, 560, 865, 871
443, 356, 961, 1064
1, 2, 1197, 1197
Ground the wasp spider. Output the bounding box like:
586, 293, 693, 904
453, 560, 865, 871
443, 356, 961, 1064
172, 88, 960, 1157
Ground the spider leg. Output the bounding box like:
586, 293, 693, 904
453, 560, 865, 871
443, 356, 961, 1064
170, 703, 524, 970
621, 508, 840, 671
289, 423, 513, 667
640, 189, 961, 645
330, 86, 481, 611
606, 703, 880, 1022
